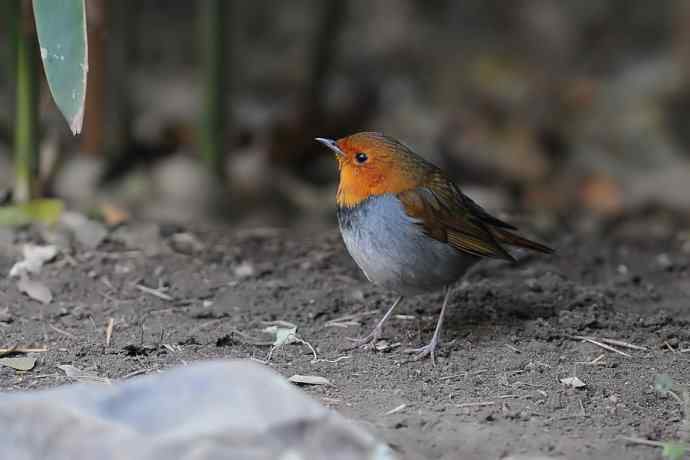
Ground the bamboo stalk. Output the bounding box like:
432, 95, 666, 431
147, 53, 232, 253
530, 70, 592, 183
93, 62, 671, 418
199, 0, 228, 179
13, 0, 40, 203
0, 2, 18, 149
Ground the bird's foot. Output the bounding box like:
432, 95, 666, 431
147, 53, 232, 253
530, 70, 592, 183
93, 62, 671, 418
344, 326, 384, 351
404, 335, 441, 366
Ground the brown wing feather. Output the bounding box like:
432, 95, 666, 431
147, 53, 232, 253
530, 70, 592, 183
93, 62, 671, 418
459, 192, 517, 230
491, 228, 554, 254
397, 184, 515, 261
398, 171, 552, 260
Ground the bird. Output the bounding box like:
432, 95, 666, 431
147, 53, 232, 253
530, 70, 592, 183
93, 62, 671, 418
316, 132, 553, 364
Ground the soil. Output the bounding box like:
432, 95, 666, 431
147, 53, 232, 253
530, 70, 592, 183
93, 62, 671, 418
1, 214, 689, 460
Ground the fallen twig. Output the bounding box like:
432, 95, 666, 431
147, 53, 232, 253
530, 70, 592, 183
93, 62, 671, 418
315, 355, 351, 364
266, 332, 318, 363
456, 401, 495, 408
105, 318, 114, 346
505, 344, 522, 354
295, 336, 319, 363
571, 336, 631, 358
597, 337, 647, 351
324, 311, 377, 328
0, 346, 48, 356
122, 368, 156, 379
135, 284, 173, 301
393, 314, 416, 320
576, 354, 606, 365
383, 403, 407, 416
619, 436, 663, 447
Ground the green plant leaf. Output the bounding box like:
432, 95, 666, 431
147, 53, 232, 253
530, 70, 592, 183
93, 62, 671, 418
32, 0, 87, 135
662, 442, 688, 460
0, 199, 64, 227
655, 374, 675, 394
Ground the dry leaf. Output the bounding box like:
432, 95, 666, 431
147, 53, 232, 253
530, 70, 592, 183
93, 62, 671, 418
9, 244, 58, 277
58, 364, 111, 384
288, 374, 331, 386
233, 261, 255, 278
100, 203, 129, 226
0, 356, 37, 371
374, 340, 398, 352
579, 174, 623, 215
17, 275, 52, 304
263, 322, 298, 347
560, 376, 586, 388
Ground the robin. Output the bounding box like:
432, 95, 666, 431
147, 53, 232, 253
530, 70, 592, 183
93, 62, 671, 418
316, 132, 553, 364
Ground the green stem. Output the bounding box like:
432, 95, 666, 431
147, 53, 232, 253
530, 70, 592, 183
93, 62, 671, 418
1, 2, 19, 149
199, 0, 227, 179
14, 0, 40, 203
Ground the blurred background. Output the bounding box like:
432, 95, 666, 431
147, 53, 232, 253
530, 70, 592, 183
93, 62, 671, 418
2, 0, 690, 232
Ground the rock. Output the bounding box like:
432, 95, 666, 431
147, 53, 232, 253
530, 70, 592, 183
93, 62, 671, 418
233, 261, 256, 278
147, 153, 217, 223
60, 212, 109, 249
52, 155, 103, 209
170, 232, 204, 255
0, 360, 393, 460
111, 223, 163, 256
626, 165, 690, 210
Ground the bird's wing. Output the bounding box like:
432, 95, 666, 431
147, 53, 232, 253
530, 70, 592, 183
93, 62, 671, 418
446, 179, 552, 254
397, 178, 515, 261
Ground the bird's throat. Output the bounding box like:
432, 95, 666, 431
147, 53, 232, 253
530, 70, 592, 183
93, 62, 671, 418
336, 166, 419, 208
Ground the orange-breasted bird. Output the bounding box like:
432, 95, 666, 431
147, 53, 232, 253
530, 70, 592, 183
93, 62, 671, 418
316, 132, 553, 364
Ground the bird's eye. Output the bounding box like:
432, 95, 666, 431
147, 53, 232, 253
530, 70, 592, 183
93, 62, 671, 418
355, 152, 368, 164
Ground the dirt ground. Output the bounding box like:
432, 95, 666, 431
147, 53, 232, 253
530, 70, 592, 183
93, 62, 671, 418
1, 213, 689, 460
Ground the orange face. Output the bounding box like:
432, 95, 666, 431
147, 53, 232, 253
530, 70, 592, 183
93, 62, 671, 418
318, 132, 422, 208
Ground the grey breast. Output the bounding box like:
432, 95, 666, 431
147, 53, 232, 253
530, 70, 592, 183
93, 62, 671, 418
337, 193, 477, 296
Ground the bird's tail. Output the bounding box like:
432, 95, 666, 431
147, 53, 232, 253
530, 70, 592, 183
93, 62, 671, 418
491, 228, 554, 254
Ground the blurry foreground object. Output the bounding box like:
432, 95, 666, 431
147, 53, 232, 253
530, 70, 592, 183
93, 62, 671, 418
0, 360, 393, 460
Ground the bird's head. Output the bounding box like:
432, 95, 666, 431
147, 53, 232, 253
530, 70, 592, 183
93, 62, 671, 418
316, 132, 427, 208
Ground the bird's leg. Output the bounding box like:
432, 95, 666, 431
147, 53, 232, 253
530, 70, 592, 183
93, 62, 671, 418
345, 296, 403, 350
405, 285, 453, 365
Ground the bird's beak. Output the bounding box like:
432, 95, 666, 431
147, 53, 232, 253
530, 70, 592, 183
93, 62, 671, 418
315, 137, 344, 157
